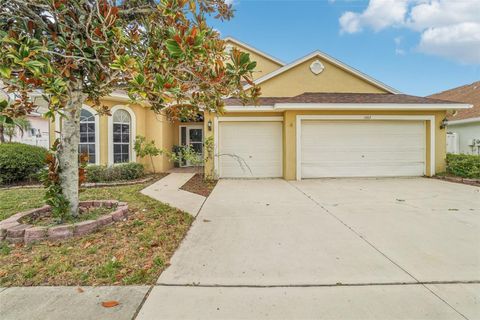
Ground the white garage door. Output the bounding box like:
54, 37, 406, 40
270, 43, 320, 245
219, 121, 283, 178
300, 120, 426, 178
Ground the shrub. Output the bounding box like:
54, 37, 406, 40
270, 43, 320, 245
85, 163, 145, 183
446, 154, 480, 178
0, 142, 47, 185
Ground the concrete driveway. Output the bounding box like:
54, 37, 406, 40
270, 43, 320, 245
138, 178, 480, 319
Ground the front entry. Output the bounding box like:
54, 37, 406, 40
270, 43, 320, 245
179, 125, 203, 167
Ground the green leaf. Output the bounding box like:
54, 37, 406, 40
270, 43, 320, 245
165, 39, 183, 57
0, 66, 11, 78
0, 115, 14, 124
239, 53, 249, 66
0, 99, 8, 111
25, 60, 44, 68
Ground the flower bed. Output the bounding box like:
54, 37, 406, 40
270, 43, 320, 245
0, 200, 128, 244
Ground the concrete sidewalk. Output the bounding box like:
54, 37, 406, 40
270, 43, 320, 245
137, 284, 479, 319
0, 286, 150, 320
141, 173, 206, 216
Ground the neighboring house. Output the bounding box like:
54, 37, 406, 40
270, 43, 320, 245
7, 111, 50, 149
50, 37, 470, 179
428, 82, 480, 155
0, 87, 50, 149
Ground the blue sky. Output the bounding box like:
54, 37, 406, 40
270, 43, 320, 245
208, 0, 480, 96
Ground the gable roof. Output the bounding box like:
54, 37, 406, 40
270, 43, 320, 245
244, 51, 401, 94
428, 81, 480, 122
224, 37, 285, 67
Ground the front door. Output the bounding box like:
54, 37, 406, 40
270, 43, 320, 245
180, 125, 203, 167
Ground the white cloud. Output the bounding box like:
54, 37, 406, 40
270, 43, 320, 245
408, 1, 480, 31
418, 22, 480, 64
337, 0, 480, 64
340, 0, 409, 33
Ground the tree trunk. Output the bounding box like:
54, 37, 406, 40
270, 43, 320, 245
0, 123, 4, 143
57, 87, 84, 217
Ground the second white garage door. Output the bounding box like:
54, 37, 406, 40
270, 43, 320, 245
300, 120, 426, 178
219, 121, 283, 178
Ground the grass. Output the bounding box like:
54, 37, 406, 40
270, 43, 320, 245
0, 188, 45, 221
0, 182, 194, 286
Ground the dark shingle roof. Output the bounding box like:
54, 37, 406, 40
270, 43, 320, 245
225, 92, 462, 106
428, 81, 480, 120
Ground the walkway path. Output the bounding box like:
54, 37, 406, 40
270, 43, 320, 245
140, 173, 206, 216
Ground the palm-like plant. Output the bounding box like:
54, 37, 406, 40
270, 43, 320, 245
1, 117, 31, 142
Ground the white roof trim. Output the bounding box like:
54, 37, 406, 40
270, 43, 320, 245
244, 51, 401, 94
448, 116, 480, 125
107, 91, 131, 101
223, 37, 285, 66
224, 103, 471, 112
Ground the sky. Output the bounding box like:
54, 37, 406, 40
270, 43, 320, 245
208, 0, 480, 96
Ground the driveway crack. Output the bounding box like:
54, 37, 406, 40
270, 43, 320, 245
288, 182, 470, 320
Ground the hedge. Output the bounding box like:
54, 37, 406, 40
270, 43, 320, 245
446, 154, 480, 178
0, 142, 47, 185
85, 162, 145, 183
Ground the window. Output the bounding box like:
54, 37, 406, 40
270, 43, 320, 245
112, 109, 131, 163
79, 109, 96, 164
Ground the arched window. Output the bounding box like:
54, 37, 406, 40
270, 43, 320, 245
112, 109, 131, 163
79, 108, 97, 164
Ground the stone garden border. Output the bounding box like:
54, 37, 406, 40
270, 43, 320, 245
0, 200, 128, 244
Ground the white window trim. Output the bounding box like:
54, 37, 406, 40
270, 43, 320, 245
108, 105, 137, 165
81, 104, 101, 165
213, 116, 284, 179
295, 115, 436, 180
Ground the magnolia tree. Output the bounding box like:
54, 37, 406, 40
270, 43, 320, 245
0, 0, 259, 216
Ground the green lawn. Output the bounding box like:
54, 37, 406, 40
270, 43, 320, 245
0, 188, 45, 221
0, 182, 194, 286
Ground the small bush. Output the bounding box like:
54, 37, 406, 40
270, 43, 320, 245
446, 154, 480, 178
85, 162, 145, 183
0, 142, 47, 185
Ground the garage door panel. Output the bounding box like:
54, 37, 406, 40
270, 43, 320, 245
302, 149, 425, 162
219, 122, 282, 178
302, 164, 425, 178
301, 120, 426, 178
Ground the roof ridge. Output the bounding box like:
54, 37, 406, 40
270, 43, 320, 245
223, 36, 285, 66
246, 50, 400, 94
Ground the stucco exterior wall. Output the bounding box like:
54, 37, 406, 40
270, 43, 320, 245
447, 122, 480, 155
257, 57, 389, 97
225, 40, 283, 80
49, 99, 175, 173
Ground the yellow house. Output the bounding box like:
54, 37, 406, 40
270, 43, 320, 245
51, 37, 471, 180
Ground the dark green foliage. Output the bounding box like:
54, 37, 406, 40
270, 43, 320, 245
0, 142, 47, 185
446, 154, 480, 178
86, 163, 145, 183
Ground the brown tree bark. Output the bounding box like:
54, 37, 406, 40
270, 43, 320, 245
0, 123, 4, 143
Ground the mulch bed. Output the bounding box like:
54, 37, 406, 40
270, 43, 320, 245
0, 173, 168, 190
433, 175, 480, 187
180, 174, 218, 197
